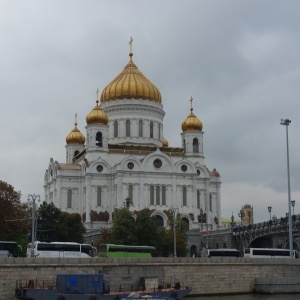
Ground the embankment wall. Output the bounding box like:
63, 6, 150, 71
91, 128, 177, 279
1, 257, 300, 300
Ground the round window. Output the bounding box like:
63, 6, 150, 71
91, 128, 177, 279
181, 165, 187, 172
153, 159, 162, 169
127, 162, 134, 170
96, 165, 103, 172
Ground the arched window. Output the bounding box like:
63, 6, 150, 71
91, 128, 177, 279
182, 217, 190, 230
67, 189, 72, 208
183, 139, 186, 151
153, 215, 164, 227
114, 120, 118, 137
158, 123, 161, 140
97, 187, 101, 206
150, 121, 154, 138
162, 186, 166, 205
156, 186, 160, 205
139, 120, 143, 137
150, 186, 154, 205
197, 190, 200, 209
193, 138, 199, 153
128, 184, 133, 201
183, 186, 187, 206
96, 132, 102, 147
126, 120, 131, 137
74, 150, 80, 158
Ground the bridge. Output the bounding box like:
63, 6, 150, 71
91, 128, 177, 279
233, 214, 300, 252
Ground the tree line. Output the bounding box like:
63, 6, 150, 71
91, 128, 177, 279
0, 180, 188, 257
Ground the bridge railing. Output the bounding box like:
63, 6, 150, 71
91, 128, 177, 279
232, 214, 300, 234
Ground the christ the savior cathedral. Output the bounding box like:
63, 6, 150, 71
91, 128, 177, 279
44, 40, 222, 232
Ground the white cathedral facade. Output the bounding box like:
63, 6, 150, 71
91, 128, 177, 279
44, 43, 222, 232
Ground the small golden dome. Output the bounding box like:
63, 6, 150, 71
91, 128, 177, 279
66, 120, 85, 145
181, 97, 202, 131
86, 100, 109, 125
162, 137, 169, 148
100, 50, 161, 103
210, 168, 220, 177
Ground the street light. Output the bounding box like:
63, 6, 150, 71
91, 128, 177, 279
170, 207, 178, 257
231, 212, 234, 226
280, 118, 293, 258
197, 208, 206, 252
27, 194, 40, 257
205, 223, 209, 250
268, 206, 272, 221
238, 209, 245, 225
291, 200, 295, 215
124, 197, 133, 210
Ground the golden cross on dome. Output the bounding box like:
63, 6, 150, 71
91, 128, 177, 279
96, 88, 99, 100
129, 36, 133, 53
75, 113, 77, 125
190, 96, 193, 111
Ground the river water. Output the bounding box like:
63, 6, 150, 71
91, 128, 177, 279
192, 294, 300, 300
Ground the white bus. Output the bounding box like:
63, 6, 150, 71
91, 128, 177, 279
244, 248, 299, 259
27, 241, 96, 258
0, 241, 22, 257
208, 248, 241, 258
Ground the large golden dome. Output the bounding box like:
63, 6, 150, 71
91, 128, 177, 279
100, 52, 162, 103
66, 121, 86, 145
181, 97, 203, 131
86, 100, 109, 125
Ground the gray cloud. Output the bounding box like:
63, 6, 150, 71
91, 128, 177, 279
1, 0, 300, 223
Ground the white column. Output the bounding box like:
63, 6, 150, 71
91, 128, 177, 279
85, 175, 91, 223
205, 180, 210, 222
139, 175, 145, 209
117, 173, 123, 207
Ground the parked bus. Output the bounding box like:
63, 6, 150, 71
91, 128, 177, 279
0, 241, 22, 257
26, 241, 96, 258
98, 244, 158, 258
207, 248, 241, 258
244, 248, 299, 258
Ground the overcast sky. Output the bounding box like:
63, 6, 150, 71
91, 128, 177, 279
1, 0, 300, 224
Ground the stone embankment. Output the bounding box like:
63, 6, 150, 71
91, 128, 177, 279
1, 257, 300, 300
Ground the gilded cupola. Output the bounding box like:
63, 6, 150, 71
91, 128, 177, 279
86, 99, 109, 125
162, 137, 169, 148
100, 37, 162, 103
66, 115, 86, 144
181, 97, 203, 132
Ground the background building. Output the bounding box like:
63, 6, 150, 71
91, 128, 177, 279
44, 42, 222, 232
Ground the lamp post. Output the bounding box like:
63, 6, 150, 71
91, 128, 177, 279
291, 200, 295, 215
171, 207, 178, 257
231, 212, 235, 228
205, 223, 209, 250
280, 118, 293, 258
198, 208, 206, 251
124, 197, 132, 210
268, 206, 272, 221
238, 209, 245, 225
27, 194, 40, 257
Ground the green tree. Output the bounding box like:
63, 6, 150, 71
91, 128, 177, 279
111, 207, 137, 245
36, 201, 85, 243
167, 215, 188, 257
0, 180, 28, 241
135, 208, 157, 247
57, 212, 85, 243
